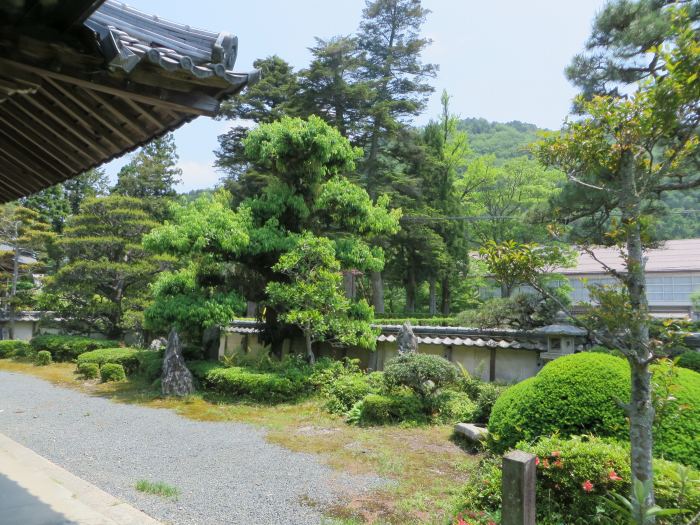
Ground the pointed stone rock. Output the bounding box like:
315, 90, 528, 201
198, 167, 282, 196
397, 321, 418, 355
161, 328, 195, 397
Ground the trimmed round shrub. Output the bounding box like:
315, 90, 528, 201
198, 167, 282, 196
678, 351, 700, 373
34, 350, 52, 366
77, 362, 100, 380
432, 389, 477, 424
383, 353, 458, 399
0, 340, 32, 358
454, 435, 700, 524
654, 366, 700, 468
136, 350, 164, 382
76, 348, 140, 374
488, 353, 631, 452
100, 363, 126, 382
354, 392, 426, 425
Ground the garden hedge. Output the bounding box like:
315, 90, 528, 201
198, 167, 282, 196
190, 361, 310, 402
30, 335, 119, 362
35, 350, 52, 366
100, 363, 126, 382
0, 340, 32, 358
352, 392, 426, 425
384, 353, 458, 398
76, 348, 141, 374
678, 351, 700, 373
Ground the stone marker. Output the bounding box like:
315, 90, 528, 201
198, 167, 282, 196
502, 450, 536, 525
149, 337, 167, 351
161, 328, 195, 397
397, 321, 418, 355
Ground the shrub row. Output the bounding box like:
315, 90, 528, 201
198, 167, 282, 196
678, 350, 700, 373
76, 348, 141, 374
0, 340, 32, 358
31, 335, 119, 362
190, 361, 310, 402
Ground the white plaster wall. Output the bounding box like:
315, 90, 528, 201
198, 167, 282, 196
494, 348, 540, 383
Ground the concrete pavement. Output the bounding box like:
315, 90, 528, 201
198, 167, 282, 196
0, 433, 161, 525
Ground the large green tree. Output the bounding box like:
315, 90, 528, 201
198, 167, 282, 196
535, 11, 700, 509
113, 134, 181, 199
148, 116, 400, 351
47, 196, 171, 338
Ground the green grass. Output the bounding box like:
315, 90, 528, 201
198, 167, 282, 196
135, 479, 179, 499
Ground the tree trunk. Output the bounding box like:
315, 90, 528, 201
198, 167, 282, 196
428, 277, 437, 315
8, 243, 19, 340
304, 327, 315, 364
440, 277, 451, 315
342, 270, 357, 300
620, 149, 655, 508
246, 301, 257, 318
406, 264, 416, 314
371, 271, 385, 314
501, 283, 511, 299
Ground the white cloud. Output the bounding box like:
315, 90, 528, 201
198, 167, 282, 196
176, 161, 222, 192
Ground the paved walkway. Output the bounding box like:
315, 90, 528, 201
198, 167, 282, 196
0, 432, 161, 525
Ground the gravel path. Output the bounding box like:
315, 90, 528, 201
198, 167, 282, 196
0, 371, 385, 525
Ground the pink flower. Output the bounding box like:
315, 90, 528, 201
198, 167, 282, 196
582, 480, 594, 493
553, 459, 564, 468
608, 470, 622, 481
551, 450, 561, 457
535, 457, 540, 466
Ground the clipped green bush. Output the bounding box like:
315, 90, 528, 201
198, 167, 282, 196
30, 335, 119, 362
678, 350, 700, 373
76, 348, 140, 374
455, 435, 700, 524
322, 372, 378, 414
136, 350, 164, 382
432, 389, 477, 424
34, 350, 52, 366
77, 362, 100, 379
0, 340, 32, 358
654, 366, 700, 468
193, 363, 308, 402
100, 363, 126, 382
473, 382, 508, 424
488, 353, 630, 452
384, 353, 457, 399
353, 392, 426, 425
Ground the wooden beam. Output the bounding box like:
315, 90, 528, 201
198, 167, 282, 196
0, 152, 49, 196
20, 91, 112, 158
43, 77, 135, 146
80, 88, 154, 140
4, 98, 96, 165
0, 59, 221, 116
0, 127, 66, 186
0, 109, 83, 173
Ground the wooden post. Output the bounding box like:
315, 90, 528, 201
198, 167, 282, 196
502, 450, 536, 525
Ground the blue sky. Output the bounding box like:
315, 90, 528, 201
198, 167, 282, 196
104, 0, 608, 191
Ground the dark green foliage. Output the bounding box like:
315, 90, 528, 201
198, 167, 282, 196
431, 390, 476, 424
353, 392, 426, 425
112, 134, 181, 199
136, 351, 164, 382
455, 435, 700, 524
653, 366, 700, 468
0, 340, 31, 358
472, 383, 508, 424
375, 317, 458, 327
30, 335, 119, 362
196, 365, 305, 402
100, 363, 126, 382
488, 353, 631, 452
77, 362, 99, 379
76, 348, 141, 375
34, 350, 52, 366
322, 373, 379, 414
678, 351, 700, 373
383, 353, 458, 399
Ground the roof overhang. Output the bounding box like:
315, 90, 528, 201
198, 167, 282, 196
0, 0, 258, 202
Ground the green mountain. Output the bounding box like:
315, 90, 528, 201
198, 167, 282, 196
458, 118, 546, 161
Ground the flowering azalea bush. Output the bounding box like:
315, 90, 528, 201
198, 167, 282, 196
453, 435, 700, 524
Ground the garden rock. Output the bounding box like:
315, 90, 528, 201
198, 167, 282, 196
161, 329, 195, 397
397, 321, 418, 355
149, 337, 167, 351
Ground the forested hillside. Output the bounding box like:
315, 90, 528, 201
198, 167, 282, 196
459, 117, 700, 239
